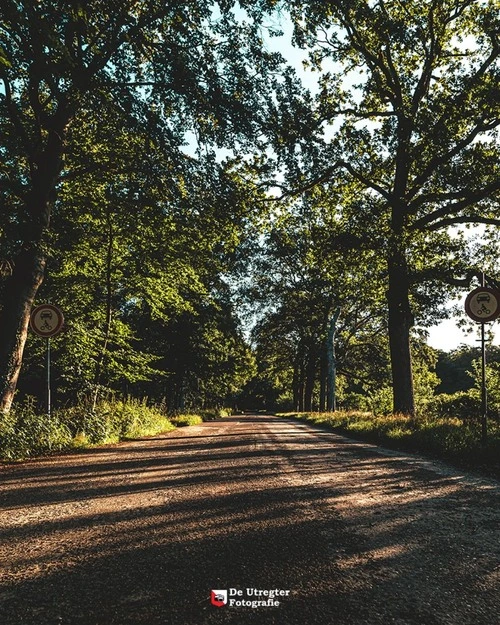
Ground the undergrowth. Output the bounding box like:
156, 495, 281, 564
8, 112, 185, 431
277, 411, 500, 477
0, 398, 229, 461
170, 414, 204, 427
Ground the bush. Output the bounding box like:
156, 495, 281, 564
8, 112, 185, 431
170, 414, 203, 427
0, 397, 72, 460
0, 398, 221, 461
277, 410, 500, 476
427, 391, 480, 422
199, 407, 232, 420
0, 397, 176, 461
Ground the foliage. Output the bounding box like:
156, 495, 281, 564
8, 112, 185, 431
1, 1, 499, 423
0, 397, 214, 461
264, 0, 500, 414
427, 391, 480, 422
278, 410, 500, 476
170, 414, 204, 427
15, 96, 263, 409
133, 290, 257, 411
199, 407, 233, 420
0, 0, 285, 411
0, 397, 73, 461
435, 346, 482, 394
243, 202, 389, 412
60, 398, 177, 443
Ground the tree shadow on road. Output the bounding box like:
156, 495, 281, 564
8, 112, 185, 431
0, 416, 498, 625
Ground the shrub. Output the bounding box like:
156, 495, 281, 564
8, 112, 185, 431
199, 407, 232, 420
170, 414, 204, 427
427, 391, 480, 422
277, 410, 500, 476
0, 397, 176, 461
0, 397, 72, 460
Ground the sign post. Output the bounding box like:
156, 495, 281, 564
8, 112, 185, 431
464, 279, 500, 445
30, 304, 64, 418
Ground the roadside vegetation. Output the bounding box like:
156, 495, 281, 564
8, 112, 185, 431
0, 398, 231, 462
278, 411, 500, 478
1, 2, 499, 468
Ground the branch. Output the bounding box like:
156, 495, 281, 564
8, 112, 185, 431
340, 160, 392, 201
0, 70, 31, 150
410, 180, 500, 230
425, 216, 500, 231
254, 159, 391, 203
252, 162, 344, 200
410, 0, 442, 115
408, 121, 499, 199
408, 43, 499, 195
339, 9, 400, 105
410, 266, 476, 285
323, 107, 397, 119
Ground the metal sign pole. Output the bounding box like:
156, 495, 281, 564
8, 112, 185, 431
480, 321, 487, 445
464, 275, 499, 446
47, 337, 51, 418
480, 274, 487, 446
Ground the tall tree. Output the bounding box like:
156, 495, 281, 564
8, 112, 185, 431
270, 0, 500, 414
245, 198, 388, 411
0, 0, 280, 411
17, 93, 265, 407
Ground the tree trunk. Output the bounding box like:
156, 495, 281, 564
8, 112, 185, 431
304, 346, 317, 412
292, 348, 306, 412
327, 307, 341, 412
93, 219, 114, 408
297, 358, 305, 412
0, 110, 68, 412
319, 350, 327, 412
292, 355, 300, 411
0, 248, 46, 412
387, 249, 415, 416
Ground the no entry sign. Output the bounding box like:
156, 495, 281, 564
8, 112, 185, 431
30, 304, 64, 338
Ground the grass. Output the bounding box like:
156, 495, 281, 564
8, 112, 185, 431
277, 411, 500, 478
169, 414, 204, 427
0, 398, 228, 461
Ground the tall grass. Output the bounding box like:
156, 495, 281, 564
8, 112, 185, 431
0, 397, 225, 461
278, 411, 500, 477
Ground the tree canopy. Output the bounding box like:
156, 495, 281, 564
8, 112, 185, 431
1, 0, 499, 416
259, 0, 500, 414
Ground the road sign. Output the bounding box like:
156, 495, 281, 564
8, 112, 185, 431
30, 304, 64, 338
464, 287, 500, 323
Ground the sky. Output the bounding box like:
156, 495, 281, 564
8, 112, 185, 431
425, 294, 500, 351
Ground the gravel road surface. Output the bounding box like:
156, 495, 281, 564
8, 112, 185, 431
0, 414, 499, 625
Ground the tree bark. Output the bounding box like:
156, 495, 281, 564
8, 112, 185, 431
297, 358, 305, 412
304, 345, 317, 412
0, 248, 46, 412
387, 248, 415, 416
319, 350, 327, 412
92, 219, 114, 408
292, 348, 306, 412
327, 307, 341, 412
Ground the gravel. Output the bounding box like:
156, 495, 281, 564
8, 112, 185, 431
0, 415, 498, 625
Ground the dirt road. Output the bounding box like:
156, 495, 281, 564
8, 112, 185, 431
0, 415, 499, 625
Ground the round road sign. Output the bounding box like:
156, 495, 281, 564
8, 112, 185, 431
30, 304, 64, 338
464, 287, 500, 323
